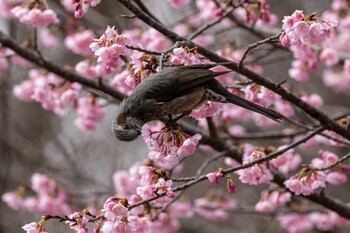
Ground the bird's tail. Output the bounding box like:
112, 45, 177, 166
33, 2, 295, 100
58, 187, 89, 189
224, 93, 282, 122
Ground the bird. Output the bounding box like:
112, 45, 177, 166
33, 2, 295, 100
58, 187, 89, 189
112, 63, 282, 141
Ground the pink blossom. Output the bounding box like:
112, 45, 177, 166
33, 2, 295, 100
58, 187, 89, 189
315, 130, 348, 147
0, 0, 25, 19
192, 34, 215, 47
138, 166, 155, 185
256, 2, 278, 26
177, 134, 202, 157
332, 0, 348, 10
279, 32, 291, 46
136, 185, 155, 200
64, 30, 95, 57
1, 192, 23, 210
311, 150, 348, 185
168, 200, 193, 218
75, 60, 108, 79
274, 99, 295, 117
278, 213, 313, 233
227, 124, 246, 137
113, 170, 138, 195
13, 80, 34, 101
139, 28, 171, 52
255, 190, 291, 213
170, 47, 201, 65
194, 191, 236, 222
22, 197, 39, 213
300, 93, 323, 108
75, 95, 105, 131
224, 157, 240, 167
90, 26, 129, 73
168, 0, 190, 9
206, 171, 223, 184
22, 222, 47, 233
71, 0, 101, 18
13, 69, 82, 116
66, 212, 89, 233
10, 54, 32, 67
102, 196, 128, 220
109, 70, 133, 95
36, 192, 71, 215
236, 151, 274, 185
322, 69, 350, 92
151, 213, 180, 233
284, 169, 327, 195
319, 48, 339, 67
288, 60, 310, 82
31, 173, 56, 195
153, 178, 175, 198
142, 123, 201, 168
196, 0, 222, 21
11, 5, 59, 27
326, 171, 347, 185
38, 27, 59, 47
282, 10, 337, 46
270, 146, 302, 175
226, 178, 236, 193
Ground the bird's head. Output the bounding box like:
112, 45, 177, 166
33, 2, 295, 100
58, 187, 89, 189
112, 100, 142, 141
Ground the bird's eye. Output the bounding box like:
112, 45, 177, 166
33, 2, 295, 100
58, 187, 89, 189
122, 125, 129, 130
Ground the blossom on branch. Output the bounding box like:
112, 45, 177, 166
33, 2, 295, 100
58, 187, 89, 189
11, 0, 59, 27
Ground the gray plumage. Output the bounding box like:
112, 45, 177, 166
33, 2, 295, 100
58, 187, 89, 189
112, 63, 282, 141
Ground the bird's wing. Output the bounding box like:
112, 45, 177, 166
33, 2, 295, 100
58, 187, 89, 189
136, 64, 230, 103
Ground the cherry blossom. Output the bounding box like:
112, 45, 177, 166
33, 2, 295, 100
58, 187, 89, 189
278, 213, 313, 233
1, 191, 23, 209
142, 123, 201, 168
255, 190, 291, 213
90, 26, 129, 74
236, 150, 274, 185
284, 167, 327, 196
22, 222, 47, 233
75, 94, 105, 131
11, 0, 59, 27
194, 190, 236, 222
168, 0, 190, 9
64, 30, 95, 57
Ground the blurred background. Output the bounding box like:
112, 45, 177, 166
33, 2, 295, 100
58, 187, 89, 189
1, 0, 349, 232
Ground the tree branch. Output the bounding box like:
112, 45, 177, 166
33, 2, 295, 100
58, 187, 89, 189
0, 30, 125, 101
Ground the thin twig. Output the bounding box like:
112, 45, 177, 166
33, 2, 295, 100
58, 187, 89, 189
196, 151, 228, 176
315, 151, 350, 171
125, 45, 162, 55
151, 190, 185, 221
239, 33, 281, 69
188, 6, 235, 40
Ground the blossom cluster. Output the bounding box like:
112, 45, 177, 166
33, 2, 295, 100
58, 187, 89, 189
284, 150, 349, 196
111, 161, 194, 232
141, 122, 202, 169
1, 173, 71, 215
280, 10, 338, 82
278, 211, 350, 233
72, 0, 102, 18
12, 69, 105, 131
11, 0, 59, 27
255, 189, 291, 213
194, 190, 236, 222
89, 26, 129, 74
